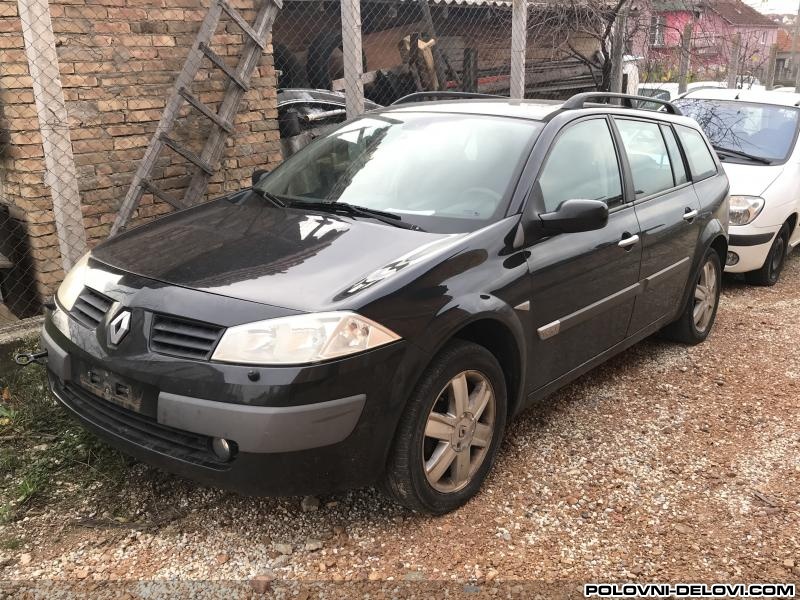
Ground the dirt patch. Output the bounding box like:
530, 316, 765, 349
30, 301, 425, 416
1, 257, 799, 597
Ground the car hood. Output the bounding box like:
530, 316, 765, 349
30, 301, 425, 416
91, 194, 460, 312
720, 161, 785, 197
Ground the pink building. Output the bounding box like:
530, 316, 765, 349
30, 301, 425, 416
642, 0, 778, 80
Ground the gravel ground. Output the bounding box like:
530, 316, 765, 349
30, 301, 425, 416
1, 255, 799, 598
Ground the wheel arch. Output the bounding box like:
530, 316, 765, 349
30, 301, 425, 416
709, 233, 728, 267
785, 212, 798, 238
674, 220, 727, 322
446, 314, 527, 420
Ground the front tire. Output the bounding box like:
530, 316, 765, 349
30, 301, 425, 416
663, 247, 722, 345
383, 341, 507, 514
745, 224, 789, 287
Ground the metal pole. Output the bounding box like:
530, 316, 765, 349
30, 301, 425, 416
18, 0, 87, 268
678, 22, 692, 94
792, 0, 800, 80
340, 0, 365, 118
727, 33, 740, 89
766, 43, 777, 90
609, 2, 629, 93
463, 48, 478, 92
510, 0, 528, 99
795, 48, 800, 92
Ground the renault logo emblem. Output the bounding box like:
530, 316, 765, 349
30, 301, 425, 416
108, 310, 131, 346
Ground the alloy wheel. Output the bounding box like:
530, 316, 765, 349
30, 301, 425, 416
693, 258, 718, 333
422, 370, 496, 493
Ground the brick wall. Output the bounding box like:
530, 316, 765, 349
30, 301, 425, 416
0, 0, 280, 307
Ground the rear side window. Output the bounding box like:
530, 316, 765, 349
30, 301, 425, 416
615, 119, 674, 198
538, 119, 623, 212
675, 125, 717, 180
661, 125, 688, 185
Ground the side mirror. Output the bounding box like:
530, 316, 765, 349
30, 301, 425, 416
251, 169, 269, 186
539, 199, 609, 234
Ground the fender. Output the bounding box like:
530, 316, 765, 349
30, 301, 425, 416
408, 292, 529, 418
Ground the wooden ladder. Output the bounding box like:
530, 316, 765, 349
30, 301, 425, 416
109, 0, 282, 237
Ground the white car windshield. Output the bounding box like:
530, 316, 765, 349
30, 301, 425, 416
258, 112, 542, 233
673, 98, 800, 163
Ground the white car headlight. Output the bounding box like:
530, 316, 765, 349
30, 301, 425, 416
211, 311, 401, 365
55, 253, 91, 311
729, 195, 765, 226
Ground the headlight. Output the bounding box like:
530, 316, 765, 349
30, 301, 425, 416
729, 195, 765, 226
55, 253, 91, 311
211, 312, 401, 365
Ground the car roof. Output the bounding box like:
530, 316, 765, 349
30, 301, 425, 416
681, 87, 800, 107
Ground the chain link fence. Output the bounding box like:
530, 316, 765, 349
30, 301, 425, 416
4, 0, 770, 333
272, 0, 603, 108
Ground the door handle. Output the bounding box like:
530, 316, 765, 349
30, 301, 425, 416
683, 208, 699, 221
618, 234, 640, 248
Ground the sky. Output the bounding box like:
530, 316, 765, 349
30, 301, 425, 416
744, 0, 798, 15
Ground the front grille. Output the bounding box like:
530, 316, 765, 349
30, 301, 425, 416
52, 375, 229, 470
150, 314, 224, 360
71, 287, 113, 328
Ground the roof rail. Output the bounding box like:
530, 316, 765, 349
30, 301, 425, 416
391, 91, 504, 105
562, 92, 682, 115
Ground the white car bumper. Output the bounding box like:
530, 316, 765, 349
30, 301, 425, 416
725, 223, 779, 273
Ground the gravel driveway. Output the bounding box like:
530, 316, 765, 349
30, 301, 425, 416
2, 255, 799, 598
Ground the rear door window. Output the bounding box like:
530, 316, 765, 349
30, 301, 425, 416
675, 125, 717, 180
661, 125, 688, 185
615, 118, 675, 198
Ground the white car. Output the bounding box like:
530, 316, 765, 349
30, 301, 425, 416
638, 80, 761, 103
675, 89, 800, 285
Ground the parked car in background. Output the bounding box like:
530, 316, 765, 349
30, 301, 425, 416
638, 81, 729, 102
40, 92, 728, 514
638, 80, 763, 103
675, 89, 800, 285
278, 88, 381, 158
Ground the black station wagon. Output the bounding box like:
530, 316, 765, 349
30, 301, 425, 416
39, 92, 729, 514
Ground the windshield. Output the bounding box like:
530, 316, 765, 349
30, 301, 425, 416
672, 98, 800, 163
258, 112, 542, 233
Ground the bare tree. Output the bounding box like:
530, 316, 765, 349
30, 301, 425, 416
637, 0, 773, 88
527, 0, 647, 91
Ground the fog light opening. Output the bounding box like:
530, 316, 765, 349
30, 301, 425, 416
211, 437, 237, 462
726, 251, 739, 267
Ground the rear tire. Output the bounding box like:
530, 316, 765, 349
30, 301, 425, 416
663, 247, 721, 345
745, 224, 789, 287
383, 340, 507, 514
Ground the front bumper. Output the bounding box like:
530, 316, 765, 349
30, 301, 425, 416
725, 227, 778, 273
42, 309, 416, 495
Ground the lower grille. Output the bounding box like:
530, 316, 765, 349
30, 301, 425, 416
150, 314, 223, 360
71, 287, 113, 328
52, 376, 230, 470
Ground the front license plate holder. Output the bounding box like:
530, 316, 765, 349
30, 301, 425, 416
77, 366, 144, 414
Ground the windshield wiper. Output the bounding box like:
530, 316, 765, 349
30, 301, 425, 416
290, 201, 424, 231
251, 187, 287, 208
711, 145, 772, 165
